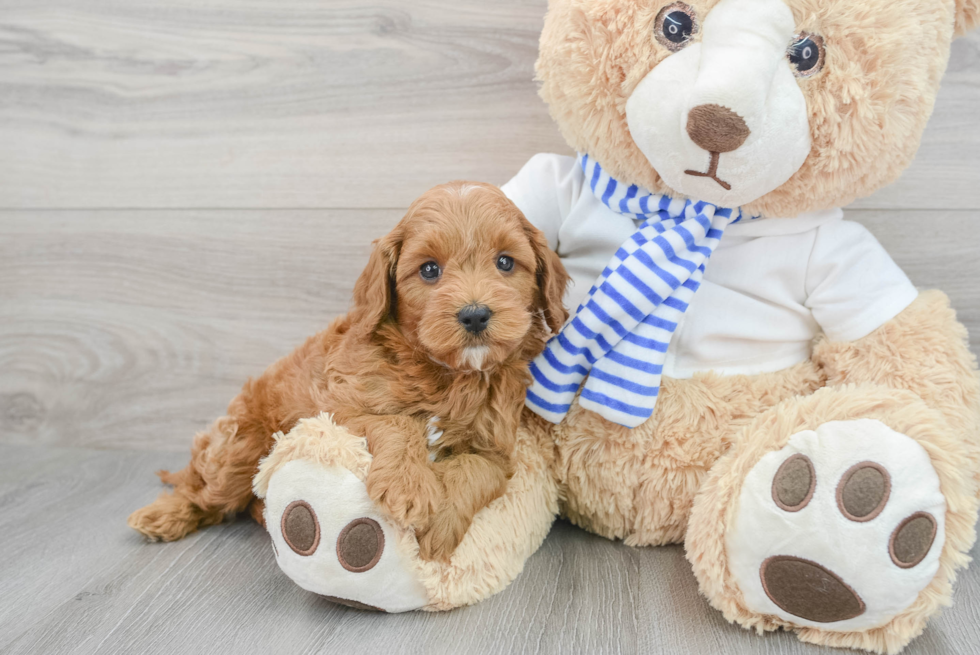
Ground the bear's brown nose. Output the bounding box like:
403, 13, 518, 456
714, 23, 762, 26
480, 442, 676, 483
686, 104, 750, 153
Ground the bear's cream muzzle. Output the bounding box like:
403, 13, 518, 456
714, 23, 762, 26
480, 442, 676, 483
626, 0, 811, 208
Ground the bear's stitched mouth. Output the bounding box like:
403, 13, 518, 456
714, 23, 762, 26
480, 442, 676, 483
684, 152, 732, 190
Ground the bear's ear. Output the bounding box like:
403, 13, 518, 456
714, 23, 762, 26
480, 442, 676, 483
955, 0, 980, 36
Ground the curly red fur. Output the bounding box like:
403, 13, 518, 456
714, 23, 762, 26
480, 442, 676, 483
128, 182, 569, 562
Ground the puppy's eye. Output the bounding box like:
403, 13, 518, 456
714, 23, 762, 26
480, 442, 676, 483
655, 2, 698, 52
419, 261, 441, 282
496, 255, 515, 273
787, 33, 824, 78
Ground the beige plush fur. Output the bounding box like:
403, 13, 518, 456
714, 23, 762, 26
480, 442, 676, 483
685, 385, 978, 654
558, 291, 980, 546
813, 290, 980, 488
555, 360, 825, 544
537, 0, 959, 218
955, 0, 980, 35
253, 415, 375, 491
556, 291, 980, 653
254, 411, 560, 611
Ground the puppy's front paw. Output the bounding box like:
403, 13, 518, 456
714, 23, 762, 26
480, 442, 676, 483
366, 464, 440, 530
416, 509, 470, 563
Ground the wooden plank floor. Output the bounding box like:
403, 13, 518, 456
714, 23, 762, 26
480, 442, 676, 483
1, 1, 979, 653
3, 444, 980, 655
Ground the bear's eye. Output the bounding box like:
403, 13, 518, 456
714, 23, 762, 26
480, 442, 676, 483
787, 33, 825, 78
420, 261, 441, 282
655, 2, 698, 52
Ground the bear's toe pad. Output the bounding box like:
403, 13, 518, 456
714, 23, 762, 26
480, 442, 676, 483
264, 459, 429, 613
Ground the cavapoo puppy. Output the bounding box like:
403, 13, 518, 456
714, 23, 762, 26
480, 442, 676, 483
129, 181, 569, 561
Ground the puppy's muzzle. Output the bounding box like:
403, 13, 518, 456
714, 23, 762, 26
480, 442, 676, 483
457, 304, 492, 334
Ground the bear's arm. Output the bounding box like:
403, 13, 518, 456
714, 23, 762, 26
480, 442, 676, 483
804, 219, 918, 342
805, 220, 980, 442
812, 290, 980, 470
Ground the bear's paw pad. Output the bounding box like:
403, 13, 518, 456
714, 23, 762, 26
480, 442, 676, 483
728, 419, 945, 631
264, 459, 429, 613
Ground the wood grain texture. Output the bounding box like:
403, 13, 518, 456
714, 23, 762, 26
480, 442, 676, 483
2, 444, 980, 655
0, 209, 396, 451
1, 208, 977, 452
1, 1, 979, 651
0, 2, 977, 209
0, 0, 563, 209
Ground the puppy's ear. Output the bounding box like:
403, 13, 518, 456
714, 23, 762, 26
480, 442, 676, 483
520, 216, 570, 335
351, 227, 403, 328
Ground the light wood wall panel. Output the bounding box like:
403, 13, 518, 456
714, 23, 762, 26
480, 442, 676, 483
0, 3, 977, 209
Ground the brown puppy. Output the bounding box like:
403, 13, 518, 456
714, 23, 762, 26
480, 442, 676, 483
128, 182, 569, 562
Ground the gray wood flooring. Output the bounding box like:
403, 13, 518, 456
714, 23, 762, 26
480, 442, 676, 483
3, 445, 980, 655
1, 1, 979, 653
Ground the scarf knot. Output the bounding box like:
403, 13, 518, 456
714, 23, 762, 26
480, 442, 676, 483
525, 154, 758, 428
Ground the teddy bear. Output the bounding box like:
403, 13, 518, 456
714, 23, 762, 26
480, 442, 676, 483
254, 0, 980, 651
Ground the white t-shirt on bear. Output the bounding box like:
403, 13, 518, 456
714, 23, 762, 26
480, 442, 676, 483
502, 153, 918, 380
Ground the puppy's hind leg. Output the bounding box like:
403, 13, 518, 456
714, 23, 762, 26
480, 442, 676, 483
129, 328, 328, 541
129, 407, 276, 541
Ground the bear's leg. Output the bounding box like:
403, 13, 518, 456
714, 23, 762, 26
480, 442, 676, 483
686, 386, 978, 654
553, 361, 824, 546
258, 433, 428, 613
254, 412, 560, 612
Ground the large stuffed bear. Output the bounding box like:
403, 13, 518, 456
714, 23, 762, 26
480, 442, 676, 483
256, 0, 980, 651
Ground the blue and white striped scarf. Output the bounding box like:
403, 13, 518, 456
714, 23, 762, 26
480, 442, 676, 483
525, 154, 756, 428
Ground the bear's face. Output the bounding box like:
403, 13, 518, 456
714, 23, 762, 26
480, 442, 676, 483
537, 0, 978, 216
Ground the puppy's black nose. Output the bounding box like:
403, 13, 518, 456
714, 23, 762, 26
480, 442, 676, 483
458, 304, 492, 334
